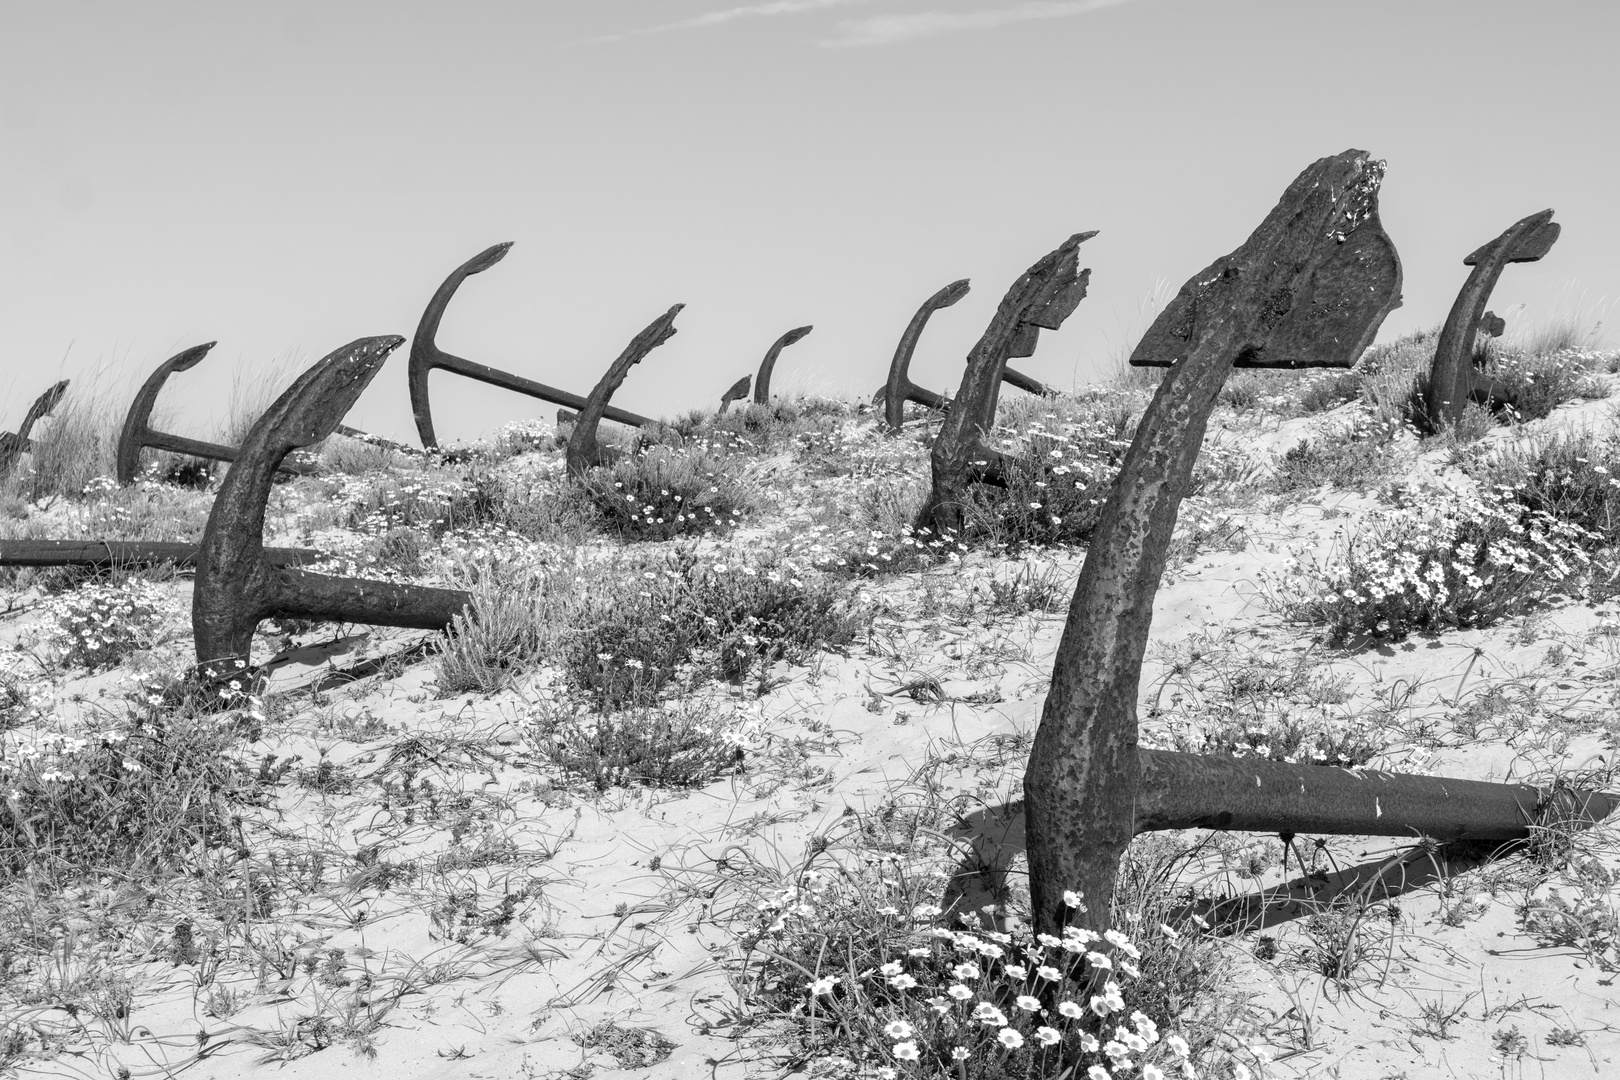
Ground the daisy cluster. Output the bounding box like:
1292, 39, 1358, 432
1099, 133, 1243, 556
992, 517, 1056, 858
1274, 487, 1597, 643
1484, 346, 1616, 421
0, 726, 143, 790
579, 442, 750, 540
850, 911, 1191, 1078
976, 414, 1134, 545
771, 879, 1196, 1079
39, 578, 171, 670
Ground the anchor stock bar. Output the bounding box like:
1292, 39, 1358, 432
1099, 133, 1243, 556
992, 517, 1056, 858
193, 336, 471, 680
1, 540, 319, 570
1135, 750, 1618, 842
408, 242, 651, 449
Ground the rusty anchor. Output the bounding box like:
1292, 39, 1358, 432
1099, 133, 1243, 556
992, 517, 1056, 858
879, 280, 1057, 434
192, 336, 471, 681
0, 379, 70, 477
752, 326, 813, 405
1013, 150, 1608, 939
566, 305, 684, 477
1424, 209, 1560, 428
115, 344, 319, 485
409, 242, 652, 449
914, 239, 1094, 537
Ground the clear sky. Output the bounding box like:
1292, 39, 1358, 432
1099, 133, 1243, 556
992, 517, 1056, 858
2, 0, 1615, 444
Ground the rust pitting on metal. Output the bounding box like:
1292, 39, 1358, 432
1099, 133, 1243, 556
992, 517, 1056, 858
1024, 151, 1406, 936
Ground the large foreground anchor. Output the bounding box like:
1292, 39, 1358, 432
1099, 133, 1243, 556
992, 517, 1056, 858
567, 306, 683, 477
915, 239, 1094, 536
752, 325, 813, 405
0, 380, 69, 477
879, 280, 1056, 434
409, 242, 652, 449
193, 336, 471, 680
1020, 151, 1611, 939
1424, 209, 1560, 428
115, 345, 318, 485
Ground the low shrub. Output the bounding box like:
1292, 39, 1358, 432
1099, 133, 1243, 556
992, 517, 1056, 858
529, 700, 750, 791
1484, 346, 1610, 422
962, 394, 1139, 550
333, 469, 502, 537
0, 690, 266, 880
0, 670, 44, 733
1145, 634, 1381, 767
679, 396, 857, 457
1297, 370, 1366, 414
1268, 418, 1403, 495
818, 526, 968, 578
433, 577, 555, 696
1271, 487, 1596, 645
687, 553, 865, 682
574, 446, 750, 541
40, 578, 171, 671
559, 548, 863, 708
1475, 431, 1620, 547
1356, 328, 1435, 429
744, 871, 1203, 1079
1215, 368, 1366, 418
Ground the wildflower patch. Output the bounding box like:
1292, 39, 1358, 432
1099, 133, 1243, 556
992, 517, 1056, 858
1271, 486, 1596, 644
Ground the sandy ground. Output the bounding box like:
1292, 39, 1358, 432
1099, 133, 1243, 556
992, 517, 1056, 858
2, 385, 1618, 1080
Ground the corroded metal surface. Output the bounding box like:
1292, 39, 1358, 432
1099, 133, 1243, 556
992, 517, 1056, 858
408, 242, 651, 449
193, 336, 471, 680
753, 325, 812, 405
1024, 151, 1404, 936
115, 344, 315, 484
0, 379, 69, 475
0, 539, 320, 569
1136, 750, 1617, 841
1425, 210, 1559, 427
915, 235, 1095, 536
718, 375, 751, 414
566, 306, 683, 477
